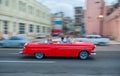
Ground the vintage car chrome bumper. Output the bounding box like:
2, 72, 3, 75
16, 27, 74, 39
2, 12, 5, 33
19, 49, 23, 54
90, 52, 96, 55
19, 51, 23, 54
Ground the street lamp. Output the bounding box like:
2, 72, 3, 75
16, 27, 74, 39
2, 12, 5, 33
98, 15, 104, 19
98, 0, 105, 36
98, 15, 104, 36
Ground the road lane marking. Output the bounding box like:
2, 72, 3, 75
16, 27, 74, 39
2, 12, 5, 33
0, 48, 22, 51
0, 61, 55, 63
8, 53, 20, 55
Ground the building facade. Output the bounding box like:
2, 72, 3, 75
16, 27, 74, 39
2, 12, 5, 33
51, 12, 64, 36
103, 0, 120, 41
63, 17, 74, 35
85, 0, 105, 35
0, 0, 51, 39
74, 7, 85, 36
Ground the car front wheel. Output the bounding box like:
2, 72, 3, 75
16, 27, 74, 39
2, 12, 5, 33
79, 51, 89, 60
35, 53, 44, 59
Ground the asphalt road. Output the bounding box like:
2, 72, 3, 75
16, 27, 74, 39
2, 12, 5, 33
0, 45, 120, 76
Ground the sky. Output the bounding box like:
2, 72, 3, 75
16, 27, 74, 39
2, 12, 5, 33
37, 0, 117, 18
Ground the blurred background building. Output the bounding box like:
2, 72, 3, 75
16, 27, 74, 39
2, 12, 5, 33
103, 0, 120, 41
51, 12, 75, 36
0, 0, 51, 39
51, 12, 64, 36
85, 0, 105, 35
85, 0, 120, 41
63, 17, 74, 35
74, 7, 85, 37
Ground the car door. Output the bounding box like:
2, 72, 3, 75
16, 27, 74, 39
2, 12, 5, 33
8, 39, 21, 47
5, 36, 24, 47
53, 44, 76, 57
40, 44, 57, 57
3, 39, 17, 47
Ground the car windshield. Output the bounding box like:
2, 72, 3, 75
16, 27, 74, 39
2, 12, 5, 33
9, 36, 25, 40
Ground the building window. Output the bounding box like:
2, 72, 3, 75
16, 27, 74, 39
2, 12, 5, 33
19, 1, 26, 12
47, 27, 50, 33
5, 0, 9, 6
36, 26, 40, 33
96, 1, 100, 4
76, 10, 81, 14
28, 6, 34, 14
42, 26, 45, 33
3, 21, 8, 34
29, 24, 34, 33
0, 0, 2, 4
36, 9, 40, 16
13, 22, 16, 32
76, 18, 80, 23
19, 23, 25, 34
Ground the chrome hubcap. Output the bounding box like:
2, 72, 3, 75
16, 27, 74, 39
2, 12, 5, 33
35, 53, 43, 59
80, 51, 88, 59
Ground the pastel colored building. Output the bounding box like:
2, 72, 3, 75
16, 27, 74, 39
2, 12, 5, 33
103, 2, 120, 41
85, 0, 105, 35
51, 12, 64, 36
74, 7, 85, 36
0, 0, 51, 39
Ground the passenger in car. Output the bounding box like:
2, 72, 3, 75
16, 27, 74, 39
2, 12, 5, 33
65, 35, 72, 43
45, 39, 53, 44
59, 37, 66, 44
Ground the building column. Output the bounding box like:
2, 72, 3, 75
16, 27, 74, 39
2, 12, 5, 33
8, 21, 13, 36
34, 24, 36, 34
0, 20, 3, 37
25, 23, 29, 36
117, 20, 120, 41
33, 24, 37, 38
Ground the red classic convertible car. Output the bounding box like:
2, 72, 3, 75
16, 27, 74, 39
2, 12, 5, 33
20, 42, 96, 60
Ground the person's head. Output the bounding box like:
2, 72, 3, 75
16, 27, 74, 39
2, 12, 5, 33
61, 37, 64, 40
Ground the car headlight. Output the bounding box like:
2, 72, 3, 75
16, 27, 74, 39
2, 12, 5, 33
23, 43, 28, 49
24, 43, 28, 46
94, 45, 96, 48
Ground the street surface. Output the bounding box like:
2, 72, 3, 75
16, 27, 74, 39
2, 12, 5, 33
0, 45, 120, 76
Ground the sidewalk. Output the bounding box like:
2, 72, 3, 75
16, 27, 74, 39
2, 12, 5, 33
109, 40, 120, 45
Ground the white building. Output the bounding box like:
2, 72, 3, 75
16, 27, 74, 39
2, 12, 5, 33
0, 0, 51, 39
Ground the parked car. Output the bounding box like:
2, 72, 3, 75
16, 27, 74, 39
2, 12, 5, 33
20, 42, 96, 60
75, 35, 110, 46
0, 36, 30, 48
36, 34, 46, 39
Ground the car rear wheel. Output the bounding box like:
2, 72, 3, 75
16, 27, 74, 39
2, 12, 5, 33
79, 51, 89, 60
35, 53, 44, 59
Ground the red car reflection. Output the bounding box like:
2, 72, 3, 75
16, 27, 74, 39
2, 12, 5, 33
20, 42, 96, 60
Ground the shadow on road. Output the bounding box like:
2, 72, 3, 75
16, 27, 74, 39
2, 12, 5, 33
20, 56, 96, 61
